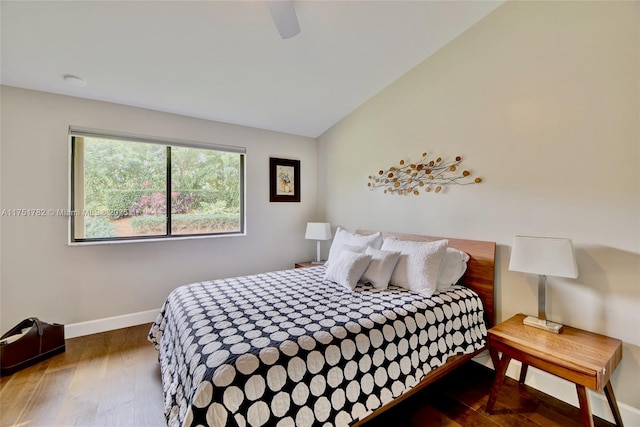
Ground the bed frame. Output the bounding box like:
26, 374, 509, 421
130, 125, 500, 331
351, 230, 496, 426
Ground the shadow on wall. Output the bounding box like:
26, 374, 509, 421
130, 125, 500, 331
577, 246, 639, 295
545, 244, 640, 327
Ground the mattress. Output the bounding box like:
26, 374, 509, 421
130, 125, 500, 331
149, 266, 487, 427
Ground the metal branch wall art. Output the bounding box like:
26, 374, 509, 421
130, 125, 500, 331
367, 152, 481, 195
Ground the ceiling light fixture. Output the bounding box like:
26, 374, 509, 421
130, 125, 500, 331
63, 74, 86, 87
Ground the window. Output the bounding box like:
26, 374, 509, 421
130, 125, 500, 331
70, 127, 245, 243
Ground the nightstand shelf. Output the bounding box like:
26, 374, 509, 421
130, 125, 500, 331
294, 261, 325, 269
486, 313, 624, 427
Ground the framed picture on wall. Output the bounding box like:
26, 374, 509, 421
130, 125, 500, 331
270, 157, 300, 202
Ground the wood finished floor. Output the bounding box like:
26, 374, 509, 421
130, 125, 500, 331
0, 324, 616, 427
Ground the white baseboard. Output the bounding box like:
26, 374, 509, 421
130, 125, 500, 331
64, 308, 160, 339
473, 351, 640, 426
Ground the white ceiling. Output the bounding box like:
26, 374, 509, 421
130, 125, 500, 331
1, 1, 503, 138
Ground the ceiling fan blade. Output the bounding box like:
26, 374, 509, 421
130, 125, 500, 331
267, 1, 300, 39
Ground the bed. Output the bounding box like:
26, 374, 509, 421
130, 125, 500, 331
149, 231, 496, 427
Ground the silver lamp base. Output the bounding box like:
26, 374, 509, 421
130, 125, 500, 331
523, 316, 564, 333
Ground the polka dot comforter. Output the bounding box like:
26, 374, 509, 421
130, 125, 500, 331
149, 266, 487, 427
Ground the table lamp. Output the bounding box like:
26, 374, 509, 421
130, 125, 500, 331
508, 235, 578, 333
305, 222, 332, 264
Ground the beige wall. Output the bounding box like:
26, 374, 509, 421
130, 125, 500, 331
0, 86, 318, 329
318, 0, 639, 415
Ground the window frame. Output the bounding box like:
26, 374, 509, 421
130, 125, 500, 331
68, 127, 246, 245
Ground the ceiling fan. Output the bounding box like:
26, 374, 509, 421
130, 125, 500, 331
267, 0, 300, 39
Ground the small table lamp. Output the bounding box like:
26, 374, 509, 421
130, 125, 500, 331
509, 235, 578, 333
305, 222, 332, 264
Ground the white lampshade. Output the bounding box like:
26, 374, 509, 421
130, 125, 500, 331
509, 236, 578, 278
305, 222, 332, 264
305, 223, 332, 241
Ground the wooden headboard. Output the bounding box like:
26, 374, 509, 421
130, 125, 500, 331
356, 230, 497, 328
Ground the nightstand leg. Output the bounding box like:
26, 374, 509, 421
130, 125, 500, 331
603, 381, 624, 426
486, 354, 511, 413
519, 363, 529, 384
576, 384, 595, 427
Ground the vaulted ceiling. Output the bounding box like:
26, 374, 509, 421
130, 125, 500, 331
1, 1, 503, 138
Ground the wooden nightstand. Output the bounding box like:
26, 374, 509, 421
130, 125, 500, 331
486, 313, 623, 427
294, 261, 324, 269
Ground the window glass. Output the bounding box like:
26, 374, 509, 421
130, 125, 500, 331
170, 146, 242, 235
71, 133, 244, 243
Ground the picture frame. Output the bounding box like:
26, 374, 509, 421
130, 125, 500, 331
270, 157, 300, 202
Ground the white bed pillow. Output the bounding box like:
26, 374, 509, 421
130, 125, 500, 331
437, 248, 470, 290
341, 244, 366, 254
381, 237, 448, 296
361, 247, 402, 290
326, 227, 383, 266
324, 250, 372, 290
